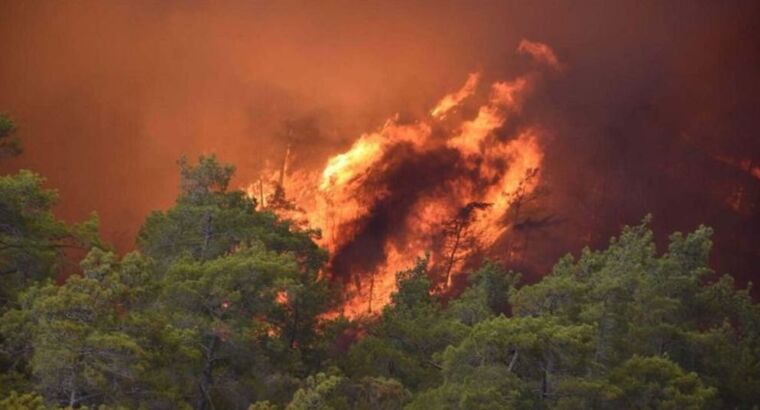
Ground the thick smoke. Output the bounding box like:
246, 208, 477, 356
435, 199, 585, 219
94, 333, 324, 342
330, 143, 463, 284
1, 1, 758, 291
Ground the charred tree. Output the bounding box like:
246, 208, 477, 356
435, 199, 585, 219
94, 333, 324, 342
504, 168, 544, 264
441, 201, 492, 289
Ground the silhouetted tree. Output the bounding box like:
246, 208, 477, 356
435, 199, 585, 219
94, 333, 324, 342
440, 202, 491, 289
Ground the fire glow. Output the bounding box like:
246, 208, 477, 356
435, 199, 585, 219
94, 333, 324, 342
248, 41, 558, 317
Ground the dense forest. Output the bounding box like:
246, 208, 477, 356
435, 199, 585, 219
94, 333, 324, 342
1, 113, 759, 409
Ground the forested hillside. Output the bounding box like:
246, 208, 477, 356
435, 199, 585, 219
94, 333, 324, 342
1, 116, 758, 409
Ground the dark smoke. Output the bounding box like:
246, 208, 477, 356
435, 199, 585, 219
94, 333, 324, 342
330, 143, 463, 284
1, 1, 758, 291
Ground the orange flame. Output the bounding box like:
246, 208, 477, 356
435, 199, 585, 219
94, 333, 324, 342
716, 155, 760, 181
249, 41, 560, 317
447, 77, 528, 156
431, 72, 480, 119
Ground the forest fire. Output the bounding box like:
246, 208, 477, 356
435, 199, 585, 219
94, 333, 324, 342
249, 41, 554, 316
3, 3, 760, 408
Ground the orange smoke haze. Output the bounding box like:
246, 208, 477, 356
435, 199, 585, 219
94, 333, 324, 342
518, 40, 562, 72
1, 1, 759, 301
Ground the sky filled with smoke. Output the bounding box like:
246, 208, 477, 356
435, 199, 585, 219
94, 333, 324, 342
1, 1, 758, 287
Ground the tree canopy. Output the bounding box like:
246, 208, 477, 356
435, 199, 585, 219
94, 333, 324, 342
1, 150, 758, 409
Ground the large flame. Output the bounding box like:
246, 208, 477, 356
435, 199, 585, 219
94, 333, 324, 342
248, 40, 558, 317
431, 72, 480, 119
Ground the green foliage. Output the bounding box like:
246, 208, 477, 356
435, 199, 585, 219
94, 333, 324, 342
508, 219, 760, 407
605, 355, 716, 409
448, 261, 519, 325
287, 372, 346, 410
0, 391, 46, 410
147, 245, 313, 407
131, 157, 333, 409
0, 249, 150, 408
406, 371, 533, 410
344, 258, 469, 391
285, 371, 410, 410
0, 170, 99, 309
0, 168, 100, 403
138, 155, 326, 271
345, 218, 760, 408
250, 401, 279, 410
1, 155, 337, 409
2, 150, 759, 409
389, 256, 434, 310
0, 113, 21, 158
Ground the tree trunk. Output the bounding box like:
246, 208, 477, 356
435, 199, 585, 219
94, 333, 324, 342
257, 179, 265, 208
368, 271, 375, 314
200, 213, 213, 261
444, 224, 463, 289
541, 358, 553, 400
67, 369, 78, 408
289, 304, 300, 349
196, 336, 219, 410
541, 367, 548, 399
507, 349, 519, 372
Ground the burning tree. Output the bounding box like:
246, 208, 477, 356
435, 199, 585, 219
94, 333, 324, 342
254, 140, 314, 232
503, 167, 550, 265
440, 201, 492, 290
243, 67, 548, 316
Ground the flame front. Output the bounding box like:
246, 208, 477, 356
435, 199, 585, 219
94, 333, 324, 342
249, 40, 559, 317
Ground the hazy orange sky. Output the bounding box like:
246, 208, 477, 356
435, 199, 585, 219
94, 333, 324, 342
1, 1, 758, 287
